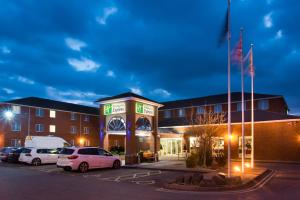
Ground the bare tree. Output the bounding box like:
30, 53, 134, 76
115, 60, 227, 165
187, 108, 225, 167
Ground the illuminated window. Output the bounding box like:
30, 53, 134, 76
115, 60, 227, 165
196, 106, 205, 114
164, 110, 171, 118
258, 100, 269, 110
12, 106, 21, 114
83, 127, 90, 134
11, 139, 21, 147
84, 139, 90, 147
214, 104, 222, 113
11, 121, 21, 131
136, 117, 152, 131
107, 116, 126, 132
178, 108, 185, 117
49, 125, 56, 133
70, 112, 76, 120
70, 126, 77, 134
35, 124, 44, 132
50, 110, 56, 118
36, 108, 44, 117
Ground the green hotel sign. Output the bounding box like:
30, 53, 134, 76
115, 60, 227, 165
136, 102, 154, 116
104, 102, 126, 115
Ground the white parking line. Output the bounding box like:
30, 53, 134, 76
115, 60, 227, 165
100, 170, 162, 183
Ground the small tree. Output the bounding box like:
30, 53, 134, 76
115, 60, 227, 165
187, 108, 225, 168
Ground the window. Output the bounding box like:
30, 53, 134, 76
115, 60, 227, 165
237, 102, 247, 112
49, 125, 56, 133
84, 139, 90, 147
12, 106, 21, 114
70, 126, 77, 134
78, 148, 98, 155
83, 127, 90, 134
11, 139, 21, 147
214, 104, 222, 113
164, 110, 171, 118
136, 117, 152, 131
178, 108, 185, 117
107, 116, 126, 132
11, 121, 21, 131
36, 149, 48, 154
35, 124, 44, 132
50, 110, 56, 118
258, 100, 269, 110
196, 106, 205, 114
60, 148, 75, 155
238, 136, 252, 158
35, 108, 44, 117
70, 112, 76, 120
84, 115, 89, 122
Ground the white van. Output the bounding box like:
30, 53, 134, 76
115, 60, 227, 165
19, 136, 71, 165
25, 136, 71, 148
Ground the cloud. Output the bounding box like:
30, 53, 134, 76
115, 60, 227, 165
151, 88, 171, 98
2, 88, 14, 94
68, 57, 100, 72
130, 87, 142, 95
46, 86, 106, 106
275, 29, 283, 39
106, 70, 116, 77
96, 6, 118, 25
65, 37, 87, 51
264, 12, 273, 28
1, 46, 10, 54
9, 75, 35, 85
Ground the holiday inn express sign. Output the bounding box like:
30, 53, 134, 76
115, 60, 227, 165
136, 102, 154, 116
104, 102, 126, 115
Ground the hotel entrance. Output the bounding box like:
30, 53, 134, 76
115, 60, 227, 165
160, 138, 182, 157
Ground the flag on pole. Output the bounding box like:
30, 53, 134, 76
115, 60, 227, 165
218, 8, 229, 47
231, 32, 243, 64
244, 48, 255, 76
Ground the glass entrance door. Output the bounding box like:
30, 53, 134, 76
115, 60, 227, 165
160, 138, 182, 156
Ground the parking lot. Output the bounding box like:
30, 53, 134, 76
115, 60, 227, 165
1, 161, 300, 200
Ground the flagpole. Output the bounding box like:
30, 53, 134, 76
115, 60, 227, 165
227, 0, 232, 178
240, 28, 245, 173
250, 44, 255, 168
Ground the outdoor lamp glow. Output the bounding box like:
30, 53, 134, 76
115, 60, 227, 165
4, 111, 14, 120
79, 138, 85, 146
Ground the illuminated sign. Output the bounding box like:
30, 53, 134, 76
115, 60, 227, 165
136, 102, 154, 116
104, 102, 126, 115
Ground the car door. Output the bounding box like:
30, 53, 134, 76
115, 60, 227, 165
98, 149, 114, 168
36, 149, 49, 163
47, 149, 59, 163
87, 148, 100, 169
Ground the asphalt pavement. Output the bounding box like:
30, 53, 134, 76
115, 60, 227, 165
0, 161, 299, 200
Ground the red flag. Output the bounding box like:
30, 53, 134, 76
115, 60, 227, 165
231, 33, 242, 64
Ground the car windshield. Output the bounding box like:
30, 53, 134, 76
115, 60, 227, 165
60, 148, 75, 155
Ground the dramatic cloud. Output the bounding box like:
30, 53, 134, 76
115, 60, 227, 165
65, 37, 87, 51
68, 57, 100, 72
151, 88, 171, 98
106, 70, 116, 77
96, 6, 118, 25
2, 88, 14, 94
1, 46, 10, 54
275, 30, 283, 39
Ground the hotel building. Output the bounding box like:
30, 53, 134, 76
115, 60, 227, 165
0, 92, 299, 164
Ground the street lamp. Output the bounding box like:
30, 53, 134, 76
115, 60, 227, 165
4, 110, 14, 120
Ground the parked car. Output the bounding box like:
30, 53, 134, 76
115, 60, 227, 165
7, 147, 27, 163
0, 147, 17, 162
57, 147, 121, 173
19, 148, 60, 166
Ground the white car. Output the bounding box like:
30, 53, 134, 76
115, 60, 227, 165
19, 148, 60, 165
57, 147, 121, 173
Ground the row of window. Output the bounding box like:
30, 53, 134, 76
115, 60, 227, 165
163, 100, 270, 118
11, 106, 90, 121
10, 122, 90, 134
10, 139, 91, 147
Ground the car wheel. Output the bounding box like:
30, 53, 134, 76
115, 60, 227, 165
32, 158, 41, 166
112, 160, 121, 169
78, 162, 89, 173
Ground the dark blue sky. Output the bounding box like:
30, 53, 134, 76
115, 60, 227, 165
0, 0, 299, 114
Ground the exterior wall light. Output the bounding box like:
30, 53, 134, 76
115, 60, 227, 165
233, 165, 241, 172
4, 110, 14, 120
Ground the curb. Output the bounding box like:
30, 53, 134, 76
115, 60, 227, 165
163, 168, 274, 192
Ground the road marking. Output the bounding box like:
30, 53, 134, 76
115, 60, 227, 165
100, 170, 162, 182
132, 180, 155, 185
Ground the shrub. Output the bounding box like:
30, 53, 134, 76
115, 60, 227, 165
186, 153, 198, 168
109, 146, 125, 155
215, 153, 227, 167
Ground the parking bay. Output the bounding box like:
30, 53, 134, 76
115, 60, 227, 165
0, 161, 189, 188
